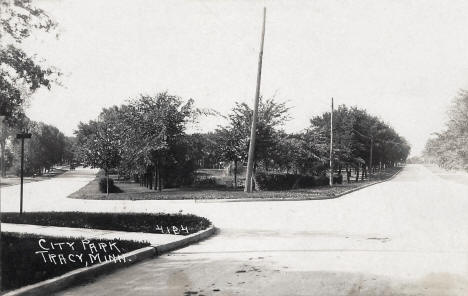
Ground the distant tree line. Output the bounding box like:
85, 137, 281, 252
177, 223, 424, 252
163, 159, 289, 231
0, 118, 75, 177
424, 90, 468, 170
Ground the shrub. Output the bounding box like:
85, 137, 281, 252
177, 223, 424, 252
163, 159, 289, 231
192, 177, 223, 188
194, 177, 216, 186
98, 177, 121, 193
314, 175, 329, 186
255, 172, 297, 190
293, 175, 316, 189
256, 172, 332, 190
254, 172, 346, 191
333, 174, 343, 184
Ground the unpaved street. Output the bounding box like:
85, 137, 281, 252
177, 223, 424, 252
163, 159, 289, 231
2, 165, 468, 295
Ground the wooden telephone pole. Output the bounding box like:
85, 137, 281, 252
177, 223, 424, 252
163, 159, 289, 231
245, 7, 266, 193
329, 97, 334, 187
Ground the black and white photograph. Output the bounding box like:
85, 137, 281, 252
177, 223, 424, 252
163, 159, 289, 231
1, 0, 468, 295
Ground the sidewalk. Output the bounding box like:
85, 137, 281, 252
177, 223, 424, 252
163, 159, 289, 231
1, 223, 182, 247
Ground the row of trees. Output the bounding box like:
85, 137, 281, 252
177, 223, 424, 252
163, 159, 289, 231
209, 101, 410, 185
75, 92, 410, 191
0, 118, 75, 176
424, 90, 468, 170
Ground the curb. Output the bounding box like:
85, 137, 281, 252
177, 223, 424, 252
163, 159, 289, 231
196, 167, 404, 203
333, 166, 404, 199
155, 225, 217, 255
3, 225, 216, 296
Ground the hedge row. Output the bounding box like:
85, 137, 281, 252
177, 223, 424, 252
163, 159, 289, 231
1, 212, 211, 235
255, 172, 343, 191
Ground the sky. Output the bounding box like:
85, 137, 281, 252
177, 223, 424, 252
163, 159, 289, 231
21, 0, 468, 156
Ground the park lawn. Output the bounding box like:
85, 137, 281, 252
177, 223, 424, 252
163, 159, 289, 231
69, 167, 402, 201
1, 212, 211, 235
1, 232, 149, 292
68, 174, 151, 199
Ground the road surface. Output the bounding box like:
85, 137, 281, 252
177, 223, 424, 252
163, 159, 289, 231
1, 165, 468, 295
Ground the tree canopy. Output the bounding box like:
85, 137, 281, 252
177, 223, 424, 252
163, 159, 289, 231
0, 0, 59, 124
424, 90, 468, 170
75, 93, 198, 189
307, 105, 410, 173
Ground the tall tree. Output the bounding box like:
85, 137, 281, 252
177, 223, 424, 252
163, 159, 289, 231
75, 109, 121, 195
424, 90, 468, 170
75, 93, 197, 191
220, 97, 290, 173
119, 93, 195, 190
1, 0, 60, 176
214, 126, 247, 188
0, 0, 59, 122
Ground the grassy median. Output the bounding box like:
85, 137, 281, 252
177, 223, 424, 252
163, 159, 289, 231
68, 167, 402, 201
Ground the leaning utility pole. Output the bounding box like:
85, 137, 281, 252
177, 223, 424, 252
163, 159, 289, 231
329, 97, 334, 187
245, 7, 266, 193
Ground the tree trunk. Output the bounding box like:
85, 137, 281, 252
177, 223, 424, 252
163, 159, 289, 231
355, 165, 359, 182
0, 141, 5, 177
106, 169, 109, 197
149, 170, 153, 190
159, 174, 163, 191
153, 166, 159, 190
251, 162, 257, 191
234, 159, 238, 189
346, 165, 350, 183
156, 159, 161, 192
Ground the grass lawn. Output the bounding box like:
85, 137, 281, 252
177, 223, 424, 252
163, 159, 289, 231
69, 167, 402, 200
1, 212, 211, 235
1, 232, 149, 292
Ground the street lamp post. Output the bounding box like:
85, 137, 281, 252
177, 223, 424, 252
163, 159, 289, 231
16, 131, 31, 214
